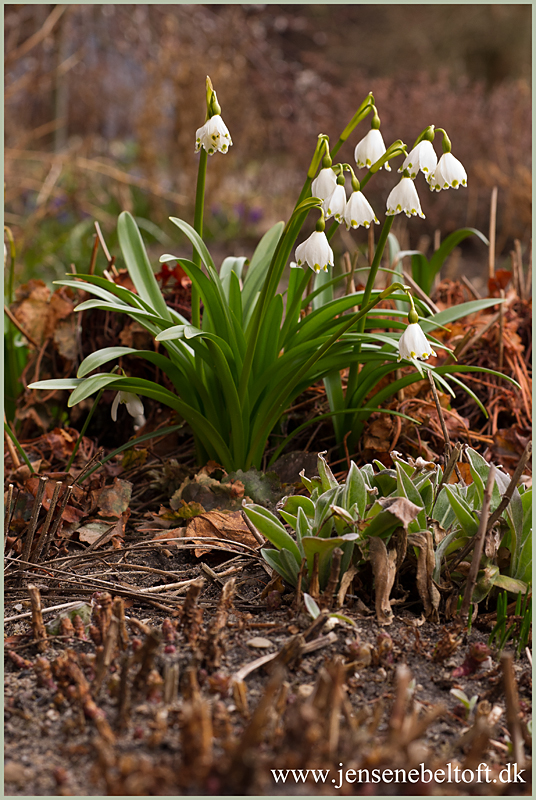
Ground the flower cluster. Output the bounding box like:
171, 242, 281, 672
311, 169, 379, 233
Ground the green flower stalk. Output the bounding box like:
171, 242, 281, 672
191, 76, 233, 327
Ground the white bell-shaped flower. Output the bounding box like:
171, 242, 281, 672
344, 190, 379, 230
295, 230, 334, 273
324, 184, 347, 223
399, 140, 437, 180
398, 323, 437, 361
111, 391, 145, 422
354, 129, 390, 171
429, 152, 467, 191
311, 168, 337, 201
386, 177, 425, 219
195, 114, 232, 155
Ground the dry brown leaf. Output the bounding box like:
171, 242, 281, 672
11, 280, 50, 345
149, 528, 184, 547
408, 531, 440, 622
53, 318, 79, 362
377, 496, 423, 529
185, 510, 261, 556
368, 536, 397, 626
78, 522, 111, 545
96, 478, 133, 518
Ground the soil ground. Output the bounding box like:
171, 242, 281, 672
4, 518, 532, 796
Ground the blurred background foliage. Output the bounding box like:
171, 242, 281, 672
4, 3, 532, 288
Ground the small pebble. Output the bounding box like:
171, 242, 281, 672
246, 637, 272, 649
5, 762, 32, 786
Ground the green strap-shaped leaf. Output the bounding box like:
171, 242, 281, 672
78, 347, 170, 379
343, 462, 368, 520
169, 216, 218, 279
28, 378, 84, 391
243, 504, 301, 563
253, 293, 284, 379
57, 279, 133, 308
301, 533, 358, 590
117, 211, 171, 321
204, 338, 246, 466
228, 270, 244, 331
75, 346, 201, 409
242, 222, 285, 319
278, 267, 311, 349
396, 463, 427, 531
303, 593, 321, 618
510, 489, 532, 583
261, 548, 298, 587
433, 529, 467, 582
175, 257, 243, 360
421, 298, 506, 330
295, 506, 311, 552
429, 228, 488, 281
73, 299, 162, 324
67, 374, 235, 468
58, 275, 155, 312
220, 256, 247, 294
279, 547, 301, 585
317, 452, 339, 491
443, 485, 479, 537
281, 495, 316, 519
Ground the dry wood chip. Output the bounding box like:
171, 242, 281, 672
246, 637, 273, 649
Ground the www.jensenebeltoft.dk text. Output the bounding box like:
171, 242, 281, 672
271, 762, 525, 789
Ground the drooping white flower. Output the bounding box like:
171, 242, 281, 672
111, 391, 145, 422
398, 323, 437, 361
354, 129, 391, 171
386, 177, 425, 218
295, 230, 334, 273
195, 114, 232, 155
311, 167, 337, 201
429, 152, 467, 191
344, 190, 379, 230
324, 184, 347, 223
399, 140, 438, 179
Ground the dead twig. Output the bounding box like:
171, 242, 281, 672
22, 476, 48, 567
6, 4, 68, 64
232, 631, 337, 684
4, 599, 87, 624
31, 480, 62, 563
309, 551, 320, 600
501, 652, 526, 768
28, 584, 48, 651
319, 547, 343, 610
4, 483, 15, 551
488, 186, 498, 279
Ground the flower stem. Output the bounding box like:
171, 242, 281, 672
359, 214, 394, 330
345, 214, 394, 408
191, 148, 208, 328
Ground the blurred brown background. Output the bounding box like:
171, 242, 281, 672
4, 4, 532, 286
